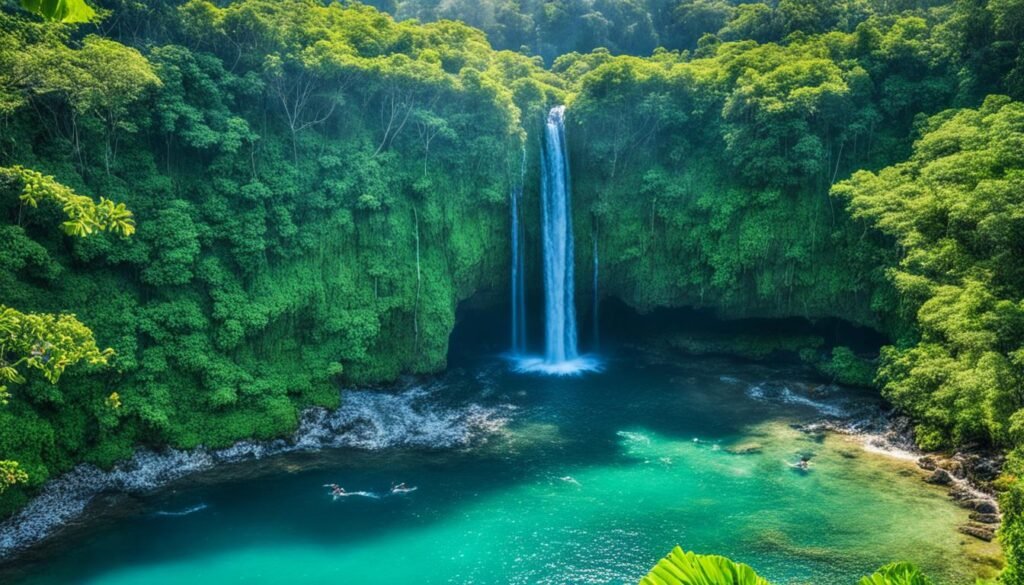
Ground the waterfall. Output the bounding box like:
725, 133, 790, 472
539, 106, 578, 364
510, 148, 527, 354
509, 106, 600, 375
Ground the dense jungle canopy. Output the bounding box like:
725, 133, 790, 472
1, 0, 1024, 579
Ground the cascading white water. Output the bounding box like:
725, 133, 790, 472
539, 106, 579, 363
509, 106, 600, 375
510, 148, 527, 354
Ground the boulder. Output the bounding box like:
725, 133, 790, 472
960, 498, 999, 515
949, 485, 975, 502
916, 454, 968, 478
959, 523, 996, 542
970, 512, 1001, 524
918, 455, 938, 471
925, 469, 953, 486
955, 452, 1006, 483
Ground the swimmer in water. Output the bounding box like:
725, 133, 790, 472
558, 476, 581, 486
391, 482, 417, 494
323, 483, 348, 499
789, 455, 812, 471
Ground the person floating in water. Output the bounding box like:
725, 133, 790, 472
319, 485, 380, 504
391, 482, 417, 494
559, 475, 581, 487
323, 483, 347, 500
789, 455, 812, 472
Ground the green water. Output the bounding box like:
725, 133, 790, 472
0, 351, 1000, 584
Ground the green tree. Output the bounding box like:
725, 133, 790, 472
0, 460, 28, 495
834, 96, 1024, 449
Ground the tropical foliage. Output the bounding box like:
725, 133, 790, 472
0, 460, 28, 494
1, 0, 1024, 580
834, 96, 1024, 451
1, 166, 134, 237
639, 547, 770, 585
858, 562, 934, 585
0, 304, 114, 398
638, 549, 937, 585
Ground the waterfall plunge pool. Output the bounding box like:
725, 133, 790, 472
508, 353, 604, 376
0, 345, 1001, 584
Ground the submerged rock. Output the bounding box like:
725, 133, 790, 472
726, 443, 763, 455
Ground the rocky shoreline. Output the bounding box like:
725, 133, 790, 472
920, 451, 1004, 542
736, 375, 1005, 545
798, 415, 1004, 543
0, 384, 511, 561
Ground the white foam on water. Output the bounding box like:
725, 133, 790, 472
746, 382, 848, 418
616, 431, 651, 444
511, 354, 603, 376
332, 491, 380, 501
860, 439, 920, 461
805, 418, 920, 462
155, 503, 209, 517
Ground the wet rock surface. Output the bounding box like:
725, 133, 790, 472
917, 452, 1003, 528
971, 513, 1001, 524
925, 469, 954, 485
962, 499, 1000, 515
959, 523, 997, 542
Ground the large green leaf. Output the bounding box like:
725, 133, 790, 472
19, 0, 96, 22
639, 547, 772, 585
858, 562, 934, 585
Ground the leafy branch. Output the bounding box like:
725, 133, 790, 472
1, 165, 135, 237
